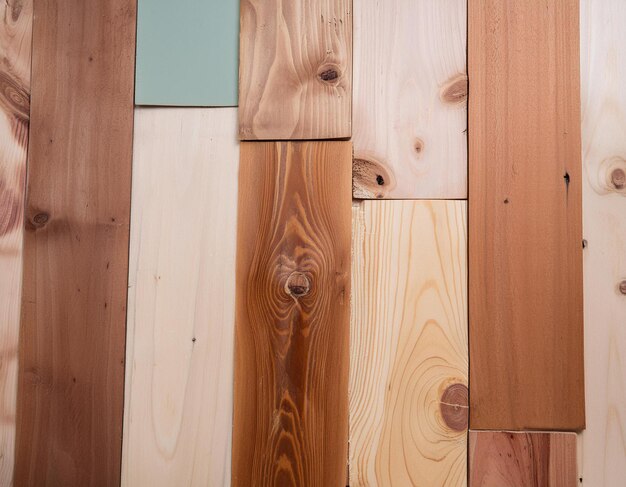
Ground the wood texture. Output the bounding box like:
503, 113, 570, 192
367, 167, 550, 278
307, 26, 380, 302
469, 432, 577, 487
0, 0, 31, 482
579, 0, 626, 484
468, 0, 585, 430
15, 0, 136, 484
350, 200, 468, 486
233, 142, 351, 486
352, 0, 467, 199
122, 108, 238, 486
238, 0, 352, 140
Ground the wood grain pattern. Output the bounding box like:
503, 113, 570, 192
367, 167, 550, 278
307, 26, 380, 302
0, 0, 31, 482
579, 0, 626, 484
238, 0, 352, 140
469, 432, 577, 487
352, 0, 467, 199
122, 108, 238, 486
15, 0, 136, 484
350, 200, 468, 486
233, 142, 351, 486
468, 0, 585, 430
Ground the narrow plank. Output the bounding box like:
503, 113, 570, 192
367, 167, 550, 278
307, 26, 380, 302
469, 431, 577, 486
468, 0, 585, 430
238, 1, 352, 140
15, 0, 136, 484
122, 108, 238, 486
579, 0, 626, 484
0, 0, 31, 482
135, 0, 238, 106
350, 200, 468, 486
233, 142, 351, 486
352, 0, 467, 199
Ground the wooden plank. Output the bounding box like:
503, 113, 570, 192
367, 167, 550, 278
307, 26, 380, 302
0, 0, 31, 482
15, 0, 136, 484
135, 0, 238, 106
350, 200, 468, 486
233, 141, 351, 486
121, 108, 238, 486
468, 0, 585, 430
352, 0, 467, 199
469, 431, 577, 486
579, 0, 626, 484
238, 1, 352, 140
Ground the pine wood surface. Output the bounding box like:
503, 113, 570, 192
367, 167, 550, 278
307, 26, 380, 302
233, 142, 351, 486
350, 200, 468, 486
468, 0, 585, 430
352, 0, 467, 199
122, 108, 238, 486
15, 0, 136, 484
579, 0, 626, 484
0, 0, 31, 482
238, 0, 352, 140
469, 432, 577, 487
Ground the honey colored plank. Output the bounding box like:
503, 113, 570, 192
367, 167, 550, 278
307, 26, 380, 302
233, 142, 351, 486
468, 0, 585, 430
469, 432, 577, 487
0, 0, 31, 482
352, 0, 467, 199
15, 0, 136, 484
122, 108, 238, 486
579, 0, 626, 484
350, 200, 468, 486
238, 1, 352, 140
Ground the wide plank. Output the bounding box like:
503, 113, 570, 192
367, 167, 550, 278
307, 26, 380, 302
122, 108, 238, 486
15, 0, 136, 484
238, 0, 352, 140
468, 0, 585, 430
352, 0, 467, 199
233, 142, 351, 486
350, 200, 468, 486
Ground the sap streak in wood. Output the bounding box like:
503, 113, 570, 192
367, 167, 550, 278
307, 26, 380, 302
233, 142, 351, 486
469, 432, 577, 487
468, 0, 584, 430
122, 108, 238, 486
350, 200, 468, 486
579, 0, 626, 484
352, 0, 466, 199
0, 0, 31, 482
238, 0, 351, 140
15, 0, 136, 485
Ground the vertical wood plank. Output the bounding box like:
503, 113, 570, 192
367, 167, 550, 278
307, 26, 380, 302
0, 0, 31, 482
238, 1, 352, 140
122, 108, 238, 486
350, 200, 468, 486
352, 0, 467, 199
468, 0, 585, 430
15, 0, 136, 484
233, 142, 351, 486
579, 0, 626, 484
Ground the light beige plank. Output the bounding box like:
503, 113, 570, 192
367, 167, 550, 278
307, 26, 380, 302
122, 108, 238, 487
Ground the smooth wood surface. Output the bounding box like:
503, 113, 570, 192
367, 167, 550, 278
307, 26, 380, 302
468, 0, 585, 430
352, 0, 467, 199
579, 0, 626, 484
233, 142, 351, 486
469, 432, 577, 487
0, 0, 31, 482
122, 108, 238, 486
238, 0, 351, 140
350, 200, 468, 486
15, 0, 136, 484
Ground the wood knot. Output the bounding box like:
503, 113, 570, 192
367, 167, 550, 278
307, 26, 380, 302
32, 212, 49, 227
619, 280, 626, 295
317, 64, 342, 85
353, 156, 395, 199
440, 383, 468, 431
285, 272, 310, 298
611, 168, 625, 190
440, 74, 468, 105
414, 138, 424, 155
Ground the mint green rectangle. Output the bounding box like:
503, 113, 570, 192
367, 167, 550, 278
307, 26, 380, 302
135, 0, 238, 106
